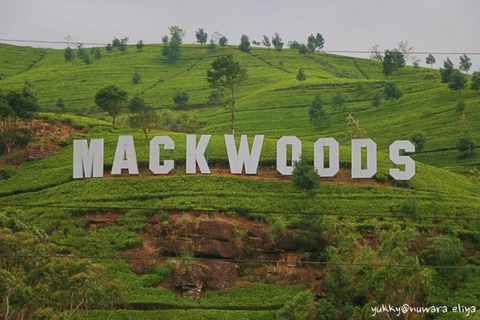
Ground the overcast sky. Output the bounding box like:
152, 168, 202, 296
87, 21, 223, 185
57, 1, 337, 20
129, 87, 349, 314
1, 0, 479, 70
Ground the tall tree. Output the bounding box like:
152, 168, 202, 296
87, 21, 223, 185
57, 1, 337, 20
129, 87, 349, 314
384, 82, 402, 103
440, 58, 454, 83
471, 71, 480, 91
426, 54, 436, 68
262, 35, 271, 48
195, 28, 208, 45
382, 50, 405, 76
128, 96, 159, 140
271, 33, 284, 51
309, 94, 325, 127
238, 34, 251, 53
94, 85, 128, 126
306, 33, 324, 52
459, 54, 472, 73
331, 92, 347, 111
448, 69, 467, 94
207, 55, 247, 135
219, 36, 228, 46
0, 83, 38, 155
397, 40, 414, 62
292, 157, 320, 197
162, 26, 184, 61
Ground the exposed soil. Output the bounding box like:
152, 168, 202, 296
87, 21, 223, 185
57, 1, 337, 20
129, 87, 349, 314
72, 212, 122, 231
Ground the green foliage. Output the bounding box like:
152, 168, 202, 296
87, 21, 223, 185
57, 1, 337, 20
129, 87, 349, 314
173, 90, 189, 108
132, 68, 141, 84
382, 50, 405, 76
459, 54, 472, 73
455, 100, 465, 113
440, 58, 454, 83
291, 157, 319, 195
471, 71, 480, 91
383, 82, 402, 102
306, 33, 324, 52
162, 26, 184, 62
410, 131, 426, 152
239, 34, 251, 53
272, 33, 283, 51
422, 236, 463, 265
448, 69, 467, 93
128, 96, 159, 140
309, 94, 325, 127
296, 68, 306, 81
63, 46, 74, 61
276, 290, 316, 320
426, 54, 436, 67
331, 91, 347, 111
400, 198, 418, 217
371, 93, 381, 108
0, 165, 16, 179
219, 36, 228, 46
195, 28, 208, 45
136, 40, 144, 51
94, 85, 128, 126
207, 54, 247, 135
456, 135, 476, 159
262, 35, 271, 48
112, 37, 128, 52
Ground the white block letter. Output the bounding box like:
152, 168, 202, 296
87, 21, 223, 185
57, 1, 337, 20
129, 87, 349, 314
149, 136, 175, 174
389, 140, 415, 180
111, 136, 139, 175
276, 136, 302, 176
186, 135, 211, 174
73, 139, 104, 179
314, 138, 339, 177
225, 135, 264, 174
351, 139, 377, 178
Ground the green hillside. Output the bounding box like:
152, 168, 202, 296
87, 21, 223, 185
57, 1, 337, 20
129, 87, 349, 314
0, 43, 479, 319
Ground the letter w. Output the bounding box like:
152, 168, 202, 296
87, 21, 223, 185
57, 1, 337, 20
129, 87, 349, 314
225, 135, 264, 174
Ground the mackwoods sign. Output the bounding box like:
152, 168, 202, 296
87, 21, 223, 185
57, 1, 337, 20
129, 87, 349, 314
73, 135, 415, 181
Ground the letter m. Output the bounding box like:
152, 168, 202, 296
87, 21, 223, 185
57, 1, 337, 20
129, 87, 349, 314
73, 139, 104, 178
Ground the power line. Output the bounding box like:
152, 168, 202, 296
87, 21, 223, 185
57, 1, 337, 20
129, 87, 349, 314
1, 38, 480, 55
1, 204, 479, 221
1, 254, 478, 270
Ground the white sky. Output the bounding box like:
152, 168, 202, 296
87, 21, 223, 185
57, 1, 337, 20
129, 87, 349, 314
0, 0, 479, 70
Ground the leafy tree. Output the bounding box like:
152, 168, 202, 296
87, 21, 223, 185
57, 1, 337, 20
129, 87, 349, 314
440, 58, 454, 83
136, 40, 144, 51
383, 82, 402, 103
272, 33, 284, 51
298, 44, 308, 55
456, 135, 476, 159
371, 93, 381, 108
208, 39, 216, 51
426, 54, 436, 68
470, 71, 480, 91
262, 35, 271, 48
173, 90, 189, 108
455, 100, 465, 113
0, 83, 38, 155
112, 37, 128, 52
162, 26, 184, 61
296, 68, 306, 81
238, 34, 251, 53
207, 55, 247, 135
410, 132, 426, 152
132, 68, 141, 84
331, 92, 347, 111
277, 290, 316, 320
306, 33, 324, 52
289, 41, 302, 49
128, 96, 159, 140
56, 98, 66, 113
105, 43, 113, 52
309, 94, 325, 127
91, 47, 102, 59
422, 236, 463, 266
219, 36, 228, 46
292, 157, 320, 196
77, 44, 91, 64
382, 50, 405, 76
459, 54, 472, 73
64, 46, 75, 61
448, 69, 467, 94
94, 85, 128, 126
252, 40, 260, 46
195, 28, 208, 45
